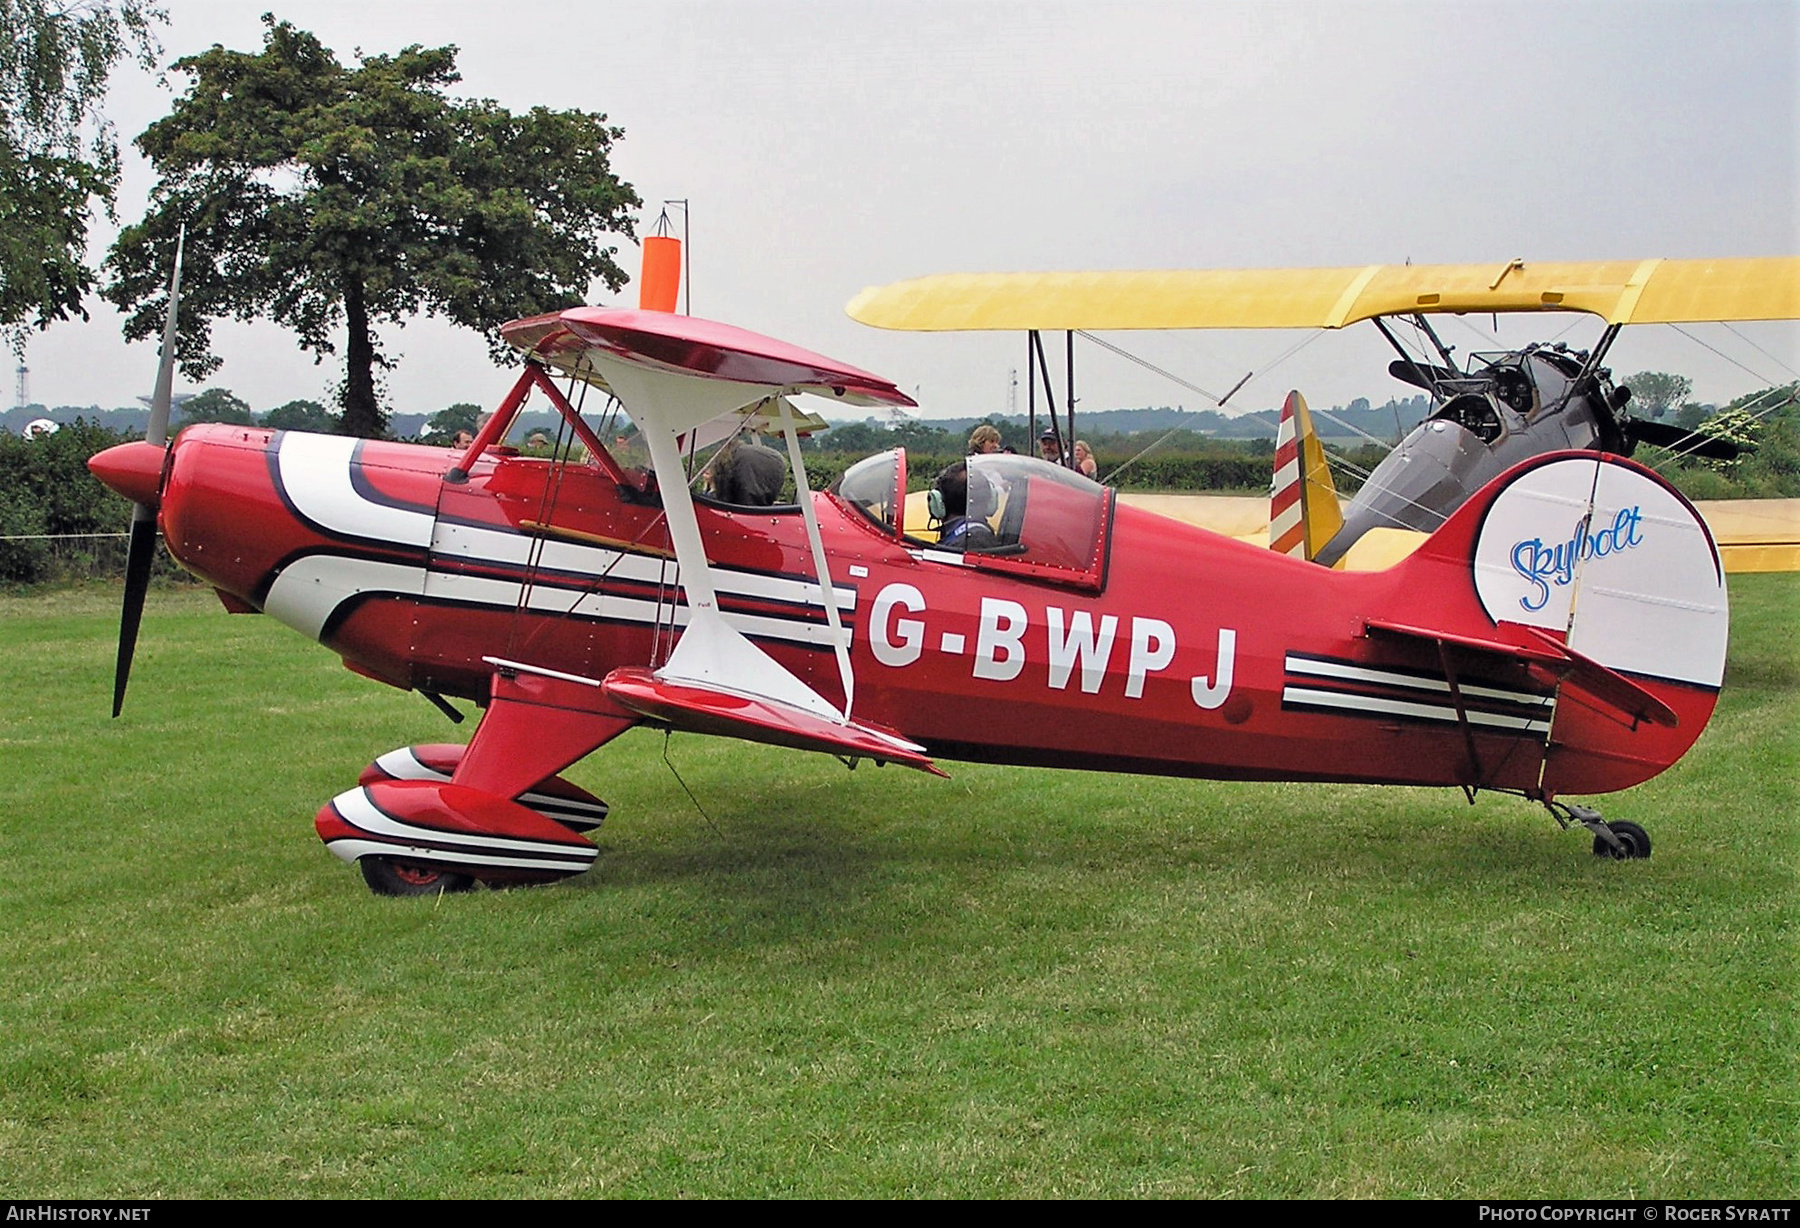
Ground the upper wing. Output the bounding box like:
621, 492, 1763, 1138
497, 306, 939, 773
847, 257, 1800, 331
503, 307, 916, 408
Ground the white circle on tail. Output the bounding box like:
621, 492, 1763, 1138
1472, 455, 1726, 688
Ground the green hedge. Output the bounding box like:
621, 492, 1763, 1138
804, 449, 1277, 495
7, 417, 1791, 590
0, 422, 160, 586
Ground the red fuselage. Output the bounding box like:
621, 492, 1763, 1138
135, 424, 1717, 799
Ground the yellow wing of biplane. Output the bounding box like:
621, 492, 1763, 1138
846, 257, 1800, 331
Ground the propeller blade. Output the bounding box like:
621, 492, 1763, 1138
146, 225, 185, 448
111, 223, 186, 717
1626, 418, 1747, 461
112, 506, 159, 718
1388, 359, 1461, 391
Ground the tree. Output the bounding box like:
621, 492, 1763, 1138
1622, 371, 1693, 421
890, 419, 952, 451
424, 401, 482, 439
103, 16, 639, 438
262, 398, 338, 432
0, 1, 162, 342
178, 386, 251, 425
819, 421, 886, 454
1674, 402, 1710, 431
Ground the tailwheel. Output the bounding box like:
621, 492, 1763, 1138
359, 856, 477, 897
1545, 801, 1651, 861
1592, 820, 1652, 861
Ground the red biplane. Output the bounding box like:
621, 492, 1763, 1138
91, 283, 1730, 894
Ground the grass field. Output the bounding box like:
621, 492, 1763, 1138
1, 578, 1793, 1198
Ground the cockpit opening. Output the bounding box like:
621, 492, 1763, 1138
832, 448, 1113, 589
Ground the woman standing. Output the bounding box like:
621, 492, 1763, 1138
1073, 439, 1098, 479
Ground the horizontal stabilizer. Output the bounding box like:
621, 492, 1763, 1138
603, 667, 946, 775
1365, 618, 1677, 728
1498, 622, 1678, 728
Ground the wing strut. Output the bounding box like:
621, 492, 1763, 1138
489, 307, 938, 772
1434, 639, 1486, 796
773, 396, 856, 716
449, 362, 633, 486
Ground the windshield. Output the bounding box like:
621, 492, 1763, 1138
832, 449, 902, 534
912, 453, 1111, 582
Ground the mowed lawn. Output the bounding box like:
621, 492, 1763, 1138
0, 577, 1792, 1198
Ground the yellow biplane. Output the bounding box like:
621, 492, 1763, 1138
850, 257, 1800, 570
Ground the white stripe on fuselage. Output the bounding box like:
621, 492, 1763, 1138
429, 519, 854, 613
277, 433, 435, 547
267, 553, 850, 649
1285, 655, 1553, 709
1281, 685, 1552, 734
265, 556, 427, 640
267, 434, 855, 646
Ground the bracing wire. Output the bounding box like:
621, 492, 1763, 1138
1074, 330, 1228, 404
1080, 328, 1328, 486
662, 730, 721, 835
1632, 322, 1799, 473
507, 383, 579, 657
1643, 382, 1798, 473
1665, 322, 1798, 386
1082, 324, 1445, 528
1719, 321, 1800, 384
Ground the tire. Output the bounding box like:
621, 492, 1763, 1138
359, 856, 477, 897
1592, 820, 1652, 860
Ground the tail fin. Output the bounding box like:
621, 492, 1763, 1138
1392, 451, 1727, 795
1269, 391, 1343, 560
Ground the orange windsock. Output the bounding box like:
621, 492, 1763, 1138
639, 235, 682, 312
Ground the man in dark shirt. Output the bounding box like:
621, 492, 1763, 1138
712, 438, 788, 506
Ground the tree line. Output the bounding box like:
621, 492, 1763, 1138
6, 382, 1793, 589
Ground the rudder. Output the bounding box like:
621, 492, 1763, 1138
1269, 390, 1344, 561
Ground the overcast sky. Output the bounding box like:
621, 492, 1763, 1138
17, 0, 1800, 422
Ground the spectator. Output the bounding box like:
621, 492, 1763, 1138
712, 438, 788, 506
968, 423, 1002, 455
1074, 439, 1098, 479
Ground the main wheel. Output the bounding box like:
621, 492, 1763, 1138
1592, 820, 1652, 860
359, 856, 477, 897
